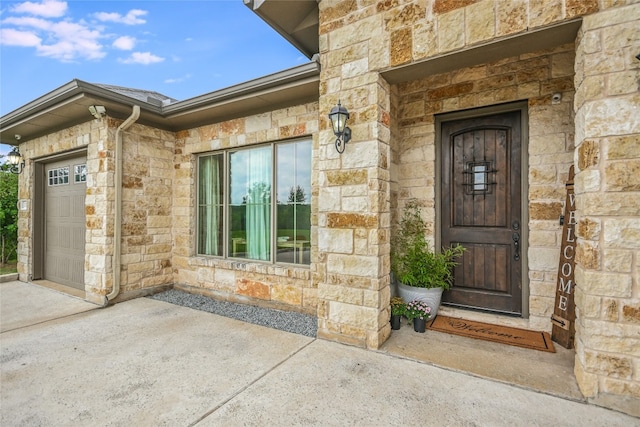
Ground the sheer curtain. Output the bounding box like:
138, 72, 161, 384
246, 147, 271, 260
199, 155, 221, 255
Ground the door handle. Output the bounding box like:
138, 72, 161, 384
512, 232, 520, 261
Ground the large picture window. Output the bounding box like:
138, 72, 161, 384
197, 139, 311, 265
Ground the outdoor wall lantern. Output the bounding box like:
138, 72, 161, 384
7, 145, 25, 175
328, 101, 351, 154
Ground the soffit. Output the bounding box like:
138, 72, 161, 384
381, 19, 582, 84
244, 0, 319, 58
0, 62, 320, 145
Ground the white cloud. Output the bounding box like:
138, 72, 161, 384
119, 51, 164, 65
164, 74, 192, 84
94, 9, 147, 25
11, 0, 67, 18
0, 15, 104, 61
40, 21, 104, 61
0, 28, 42, 47
3, 16, 54, 31
0, 3, 163, 65
112, 36, 135, 50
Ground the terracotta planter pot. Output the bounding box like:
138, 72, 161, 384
397, 282, 444, 318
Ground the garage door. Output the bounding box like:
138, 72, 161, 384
44, 157, 86, 290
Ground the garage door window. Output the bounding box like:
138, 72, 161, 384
74, 164, 87, 183
48, 167, 69, 186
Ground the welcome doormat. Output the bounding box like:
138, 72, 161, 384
426, 315, 555, 353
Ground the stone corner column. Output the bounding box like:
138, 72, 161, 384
572, 4, 640, 416
316, 83, 393, 349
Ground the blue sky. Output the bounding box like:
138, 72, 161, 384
0, 0, 307, 156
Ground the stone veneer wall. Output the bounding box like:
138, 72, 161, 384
572, 4, 640, 416
316, 0, 605, 348
318, 0, 638, 414
171, 103, 319, 315
395, 44, 576, 331
315, 73, 393, 348
115, 122, 175, 299
16, 117, 175, 304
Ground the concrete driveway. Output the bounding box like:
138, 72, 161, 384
1, 280, 637, 426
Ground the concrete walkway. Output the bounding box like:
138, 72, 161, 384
1, 281, 638, 426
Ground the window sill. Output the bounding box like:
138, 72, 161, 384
188, 256, 311, 280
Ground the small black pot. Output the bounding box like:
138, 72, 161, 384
390, 314, 402, 330
413, 318, 426, 333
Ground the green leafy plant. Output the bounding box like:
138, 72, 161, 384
391, 199, 464, 290
0, 159, 18, 266
390, 296, 406, 316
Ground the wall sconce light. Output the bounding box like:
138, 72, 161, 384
7, 146, 25, 174
88, 105, 106, 119
328, 101, 351, 154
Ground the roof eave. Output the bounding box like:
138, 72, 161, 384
243, 0, 319, 58
0, 61, 321, 145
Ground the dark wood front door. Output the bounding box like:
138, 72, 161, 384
440, 111, 522, 315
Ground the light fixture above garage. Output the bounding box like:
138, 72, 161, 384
328, 101, 351, 154
7, 146, 25, 174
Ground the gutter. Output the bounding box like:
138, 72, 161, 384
104, 105, 140, 305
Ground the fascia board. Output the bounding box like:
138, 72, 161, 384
163, 61, 320, 116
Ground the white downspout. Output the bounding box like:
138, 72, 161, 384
104, 105, 140, 305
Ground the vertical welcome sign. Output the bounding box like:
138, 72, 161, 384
551, 166, 576, 349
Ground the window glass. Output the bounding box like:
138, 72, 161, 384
74, 164, 87, 183
198, 155, 224, 256
229, 146, 272, 261
276, 140, 312, 264
48, 167, 69, 186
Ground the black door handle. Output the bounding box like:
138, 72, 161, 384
512, 232, 520, 261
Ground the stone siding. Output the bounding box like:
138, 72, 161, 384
317, 69, 393, 347
394, 44, 576, 331
172, 103, 319, 315
116, 123, 175, 298
84, 119, 175, 302
318, 0, 639, 414
84, 120, 115, 300
15, 117, 175, 303
573, 3, 640, 416
316, 0, 599, 348
320, 0, 607, 69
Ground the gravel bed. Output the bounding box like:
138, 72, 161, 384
148, 289, 317, 338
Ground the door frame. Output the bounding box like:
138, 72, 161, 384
435, 101, 530, 317
32, 148, 87, 284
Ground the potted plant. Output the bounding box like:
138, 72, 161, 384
390, 296, 406, 330
391, 199, 465, 317
406, 299, 432, 333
